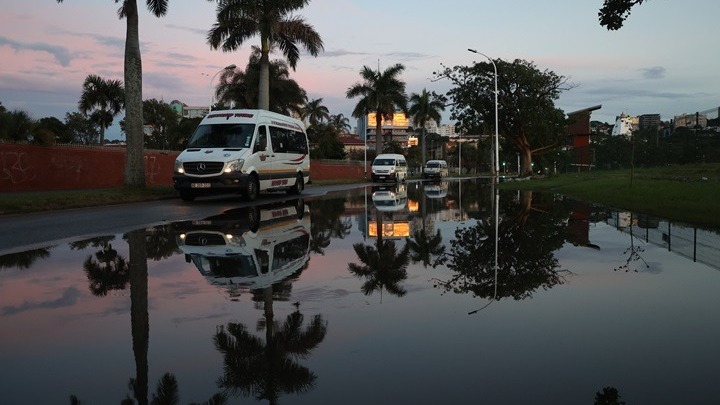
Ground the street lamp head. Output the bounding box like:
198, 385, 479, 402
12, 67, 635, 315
468, 48, 477, 53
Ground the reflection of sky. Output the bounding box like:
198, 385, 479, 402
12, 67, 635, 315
3, 196, 720, 404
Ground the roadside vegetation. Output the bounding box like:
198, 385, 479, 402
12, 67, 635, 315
501, 163, 720, 228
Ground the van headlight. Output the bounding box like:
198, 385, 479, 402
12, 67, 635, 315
224, 159, 244, 173
174, 160, 184, 174
389, 168, 396, 174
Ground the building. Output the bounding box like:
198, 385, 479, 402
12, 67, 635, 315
611, 113, 635, 136
365, 112, 415, 148
170, 100, 209, 119
674, 113, 708, 129
338, 135, 366, 155
638, 114, 661, 131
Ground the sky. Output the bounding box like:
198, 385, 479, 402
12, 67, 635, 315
1, 0, 719, 140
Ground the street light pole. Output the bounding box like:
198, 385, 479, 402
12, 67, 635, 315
208, 64, 236, 112
467, 49, 499, 179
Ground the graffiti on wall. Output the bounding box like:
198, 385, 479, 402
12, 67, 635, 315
1, 152, 38, 184
50, 155, 86, 181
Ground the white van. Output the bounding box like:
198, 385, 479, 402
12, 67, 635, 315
371, 153, 408, 183
423, 159, 448, 179
371, 184, 408, 212
173, 109, 309, 201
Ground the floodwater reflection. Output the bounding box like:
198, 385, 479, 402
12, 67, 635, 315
2, 179, 720, 404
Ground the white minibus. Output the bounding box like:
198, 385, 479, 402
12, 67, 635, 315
371, 153, 408, 183
423, 159, 448, 179
173, 109, 309, 201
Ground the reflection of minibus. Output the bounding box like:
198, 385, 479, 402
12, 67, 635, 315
175, 199, 310, 290
173, 109, 309, 202
372, 184, 408, 212
424, 181, 448, 199
423, 160, 448, 179
371, 153, 408, 183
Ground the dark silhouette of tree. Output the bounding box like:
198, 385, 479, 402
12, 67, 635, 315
407, 228, 445, 268
141, 224, 181, 261
614, 212, 650, 273
309, 198, 352, 255
214, 309, 327, 404
594, 386, 626, 405
78, 74, 124, 145
208, 0, 323, 110
0, 248, 52, 270
128, 228, 149, 405
435, 191, 571, 304
408, 88, 446, 170
216, 47, 307, 116
83, 240, 129, 297
349, 236, 411, 299
347, 63, 408, 153
598, 0, 647, 30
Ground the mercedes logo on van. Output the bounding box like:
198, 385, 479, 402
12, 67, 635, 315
198, 236, 208, 246
197, 163, 206, 172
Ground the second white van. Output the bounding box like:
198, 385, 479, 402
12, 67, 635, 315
371, 153, 408, 183
423, 159, 448, 179
173, 109, 309, 202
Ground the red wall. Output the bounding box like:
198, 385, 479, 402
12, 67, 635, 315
0, 143, 367, 192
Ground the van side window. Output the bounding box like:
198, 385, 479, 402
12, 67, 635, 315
254, 126, 267, 153
269, 126, 308, 154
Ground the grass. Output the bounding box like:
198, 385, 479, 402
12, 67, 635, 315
500, 163, 720, 228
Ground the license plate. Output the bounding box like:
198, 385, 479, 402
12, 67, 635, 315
192, 220, 212, 225
191, 183, 211, 188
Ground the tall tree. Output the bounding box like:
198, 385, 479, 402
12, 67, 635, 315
346, 63, 408, 153
408, 89, 446, 171
78, 74, 124, 145
599, 0, 648, 30
64, 112, 99, 145
329, 113, 351, 134
141, 98, 177, 150
216, 47, 307, 116
57, 0, 170, 188
207, 0, 324, 110
437, 59, 572, 176
301, 98, 330, 127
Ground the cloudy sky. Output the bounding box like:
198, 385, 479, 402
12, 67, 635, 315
1, 0, 718, 139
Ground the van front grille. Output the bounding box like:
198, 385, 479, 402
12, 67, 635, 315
183, 161, 224, 175
184, 233, 226, 246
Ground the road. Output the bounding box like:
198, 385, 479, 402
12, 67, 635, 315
0, 183, 367, 254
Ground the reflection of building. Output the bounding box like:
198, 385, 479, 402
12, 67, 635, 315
368, 184, 411, 239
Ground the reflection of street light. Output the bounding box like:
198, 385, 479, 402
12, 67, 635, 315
208, 64, 236, 112
467, 49, 499, 179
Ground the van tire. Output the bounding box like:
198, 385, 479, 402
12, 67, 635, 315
247, 206, 260, 233
287, 172, 304, 195
245, 174, 259, 201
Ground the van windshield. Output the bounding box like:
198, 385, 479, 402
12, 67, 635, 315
373, 158, 395, 166
426, 162, 440, 168
187, 123, 255, 148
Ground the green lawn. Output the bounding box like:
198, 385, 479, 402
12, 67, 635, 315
500, 164, 720, 228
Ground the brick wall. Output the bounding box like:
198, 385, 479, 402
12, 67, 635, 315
0, 143, 367, 192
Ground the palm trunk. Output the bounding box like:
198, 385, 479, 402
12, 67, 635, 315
375, 114, 383, 153
259, 39, 271, 110
129, 229, 149, 405
420, 128, 426, 174
123, 0, 146, 187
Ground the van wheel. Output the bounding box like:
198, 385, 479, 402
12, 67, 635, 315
247, 206, 260, 233
287, 172, 304, 195
179, 191, 195, 202
245, 174, 259, 201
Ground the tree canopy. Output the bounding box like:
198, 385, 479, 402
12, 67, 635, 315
599, 0, 648, 30
436, 58, 572, 175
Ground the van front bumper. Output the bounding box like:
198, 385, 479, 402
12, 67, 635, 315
173, 172, 250, 194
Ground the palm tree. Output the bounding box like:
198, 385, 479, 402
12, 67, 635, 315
408, 89, 445, 171
301, 98, 330, 127
207, 0, 324, 111
329, 113, 351, 134
78, 74, 124, 145
349, 238, 410, 299
57, 0, 170, 187
346, 64, 408, 153
216, 47, 307, 116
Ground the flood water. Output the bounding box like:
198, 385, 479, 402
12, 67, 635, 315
2, 179, 720, 404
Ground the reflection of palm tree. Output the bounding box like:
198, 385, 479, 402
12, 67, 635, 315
139, 224, 180, 261
83, 242, 129, 297
214, 310, 327, 404
309, 199, 352, 255
349, 239, 410, 298
0, 247, 52, 270
407, 228, 445, 268
128, 229, 149, 405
